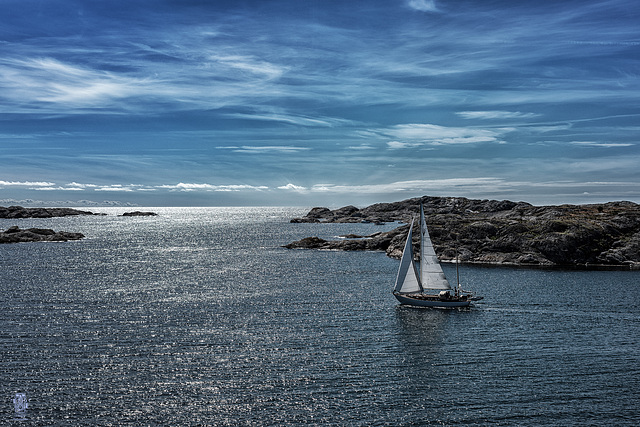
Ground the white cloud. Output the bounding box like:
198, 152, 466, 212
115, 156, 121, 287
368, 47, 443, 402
34, 186, 83, 191
66, 182, 98, 189
521, 124, 571, 134
2, 180, 272, 194
407, 0, 438, 12
387, 141, 422, 149
381, 124, 505, 146
301, 178, 640, 205
0, 57, 150, 110
457, 111, 541, 120
390, 124, 492, 140
156, 183, 268, 192
157, 183, 217, 191
0, 180, 56, 187
19, 182, 152, 192
570, 141, 633, 148
224, 112, 354, 128
216, 185, 269, 192
434, 136, 500, 145
347, 144, 375, 150
278, 183, 307, 192
532, 180, 639, 188
220, 146, 311, 153
309, 178, 508, 194
94, 185, 137, 192
207, 54, 288, 80
0, 198, 137, 207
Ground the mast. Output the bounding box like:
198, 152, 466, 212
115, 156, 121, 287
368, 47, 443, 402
455, 250, 460, 297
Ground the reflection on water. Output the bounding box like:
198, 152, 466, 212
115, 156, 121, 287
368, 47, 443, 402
395, 305, 449, 346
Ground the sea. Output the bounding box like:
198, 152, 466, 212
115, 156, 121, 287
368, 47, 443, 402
1, 207, 638, 426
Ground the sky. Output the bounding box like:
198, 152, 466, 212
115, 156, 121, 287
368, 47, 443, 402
1, 0, 639, 207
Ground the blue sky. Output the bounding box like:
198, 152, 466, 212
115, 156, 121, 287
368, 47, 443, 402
1, 0, 639, 207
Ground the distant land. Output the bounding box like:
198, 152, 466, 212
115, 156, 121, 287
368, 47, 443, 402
0, 206, 157, 218
285, 196, 640, 269
0, 206, 158, 244
0, 206, 101, 218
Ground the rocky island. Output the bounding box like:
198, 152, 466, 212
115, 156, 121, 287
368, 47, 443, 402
285, 196, 640, 269
0, 226, 84, 243
0, 206, 156, 244
121, 211, 158, 216
0, 206, 101, 218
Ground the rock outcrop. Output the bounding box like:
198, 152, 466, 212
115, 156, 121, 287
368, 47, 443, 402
0, 206, 100, 218
0, 226, 85, 243
286, 196, 640, 268
121, 211, 157, 216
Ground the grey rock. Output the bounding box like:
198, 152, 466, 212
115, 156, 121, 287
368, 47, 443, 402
1, 227, 85, 244
286, 196, 640, 268
121, 211, 158, 216
0, 206, 101, 218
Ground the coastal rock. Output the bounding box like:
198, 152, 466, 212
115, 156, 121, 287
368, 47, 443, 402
0, 226, 85, 243
286, 196, 640, 268
0, 206, 101, 218
283, 230, 399, 252
121, 211, 158, 216
283, 236, 331, 249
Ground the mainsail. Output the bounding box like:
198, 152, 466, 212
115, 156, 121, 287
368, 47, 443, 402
393, 219, 422, 294
420, 204, 451, 290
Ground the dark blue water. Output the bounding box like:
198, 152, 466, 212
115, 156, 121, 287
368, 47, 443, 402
1, 207, 639, 425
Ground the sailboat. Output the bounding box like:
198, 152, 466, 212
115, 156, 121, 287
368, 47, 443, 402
393, 204, 482, 308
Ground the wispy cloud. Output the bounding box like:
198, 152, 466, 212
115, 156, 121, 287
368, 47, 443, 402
2, 180, 272, 194
34, 184, 145, 192
309, 178, 508, 194
278, 183, 307, 192
386, 141, 423, 149
93, 185, 140, 192
380, 124, 506, 146
0, 57, 151, 112
34, 186, 84, 191
347, 144, 375, 150
31, 184, 148, 192
218, 146, 311, 154
0, 180, 56, 187
223, 111, 354, 127
0, 198, 138, 207
407, 0, 438, 13
206, 54, 288, 80
156, 183, 268, 192
297, 178, 640, 206
570, 141, 634, 148
457, 111, 541, 120
66, 182, 98, 189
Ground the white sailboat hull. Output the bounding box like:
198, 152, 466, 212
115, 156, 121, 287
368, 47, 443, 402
394, 293, 471, 308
